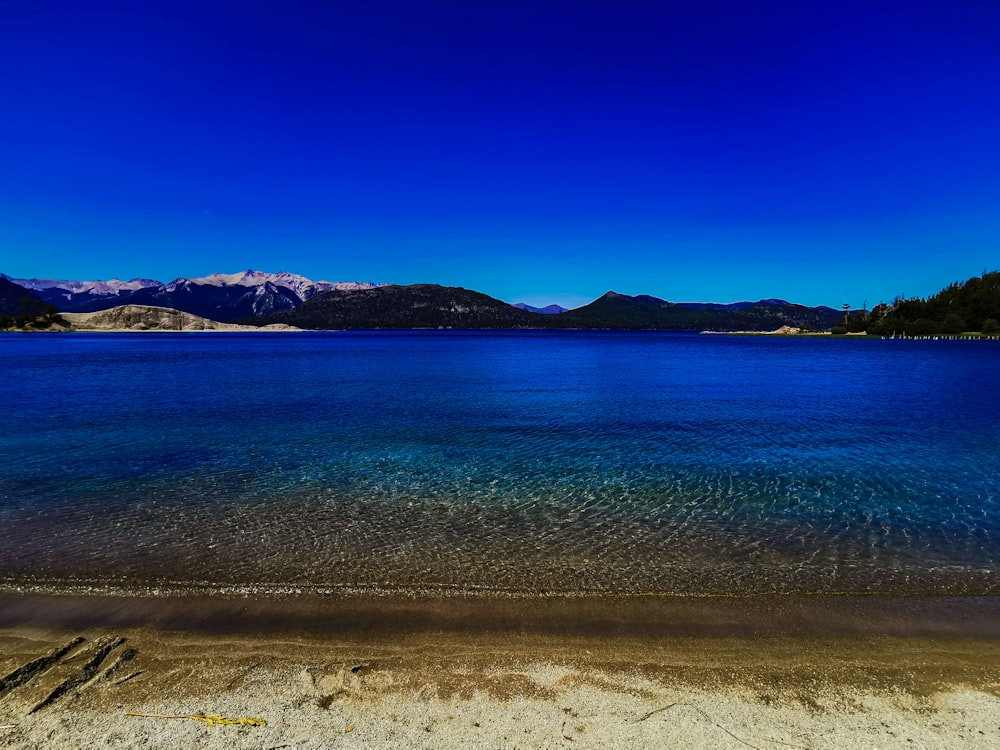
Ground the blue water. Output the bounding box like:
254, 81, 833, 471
1, 331, 999, 596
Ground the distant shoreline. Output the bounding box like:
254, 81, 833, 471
4, 303, 999, 336
704, 326, 1000, 340
6, 326, 1000, 338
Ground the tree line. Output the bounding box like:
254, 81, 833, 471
833, 271, 1000, 336
0, 296, 62, 330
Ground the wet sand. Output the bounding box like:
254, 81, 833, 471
1, 592, 1000, 748
3, 589, 1000, 637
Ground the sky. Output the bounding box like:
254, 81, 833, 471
1, 0, 999, 309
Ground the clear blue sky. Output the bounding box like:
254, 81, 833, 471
1, 0, 998, 308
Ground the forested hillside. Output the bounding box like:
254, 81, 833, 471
838, 272, 1000, 335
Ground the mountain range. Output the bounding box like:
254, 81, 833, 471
2, 269, 844, 331
257, 284, 547, 329
253, 284, 843, 331
1, 270, 381, 322
513, 302, 568, 314
558, 291, 841, 331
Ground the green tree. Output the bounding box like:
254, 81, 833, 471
865, 303, 892, 335
907, 318, 939, 336
847, 310, 868, 333
940, 313, 965, 334
9, 297, 60, 329
19, 295, 43, 316
983, 318, 1000, 335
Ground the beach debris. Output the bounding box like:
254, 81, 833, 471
113, 671, 144, 686
1, 634, 135, 712
30, 636, 126, 713
0, 637, 85, 699
126, 711, 267, 727
632, 702, 810, 750
635, 702, 678, 722
97, 647, 139, 684
0, 724, 18, 730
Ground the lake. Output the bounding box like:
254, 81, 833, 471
1, 331, 998, 597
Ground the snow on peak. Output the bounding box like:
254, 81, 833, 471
1, 275, 161, 295
177, 270, 264, 287
169, 270, 382, 301
5, 270, 384, 303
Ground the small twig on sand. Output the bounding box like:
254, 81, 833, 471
0, 725, 18, 730
561, 720, 574, 741
126, 712, 188, 720
634, 702, 810, 750
126, 712, 266, 727
636, 702, 677, 722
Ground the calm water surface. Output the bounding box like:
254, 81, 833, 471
1, 331, 998, 596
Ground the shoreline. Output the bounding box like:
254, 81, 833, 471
2, 593, 999, 748
4, 590, 1000, 639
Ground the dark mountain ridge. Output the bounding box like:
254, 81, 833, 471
675, 297, 835, 312
556, 291, 841, 330
255, 284, 843, 331
0, 277, 62, 329
513, 302, 568, 314
98, 278, 304, 321
257, 284, 546, 329
5, 268, 846, 331
0, 277, 47, 317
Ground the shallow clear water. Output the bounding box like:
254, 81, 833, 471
1, 331, 999, 596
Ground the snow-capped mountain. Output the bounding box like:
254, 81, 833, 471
0, 273, 162, 299
0, 274, 160, 310
5, 270, 382, 321
170, 270, 378, 303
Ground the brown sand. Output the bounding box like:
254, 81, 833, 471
1, 593, 999, 748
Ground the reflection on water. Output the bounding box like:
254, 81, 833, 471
1, 331, 999, 596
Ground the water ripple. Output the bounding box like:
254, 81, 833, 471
1, 332, 999, 595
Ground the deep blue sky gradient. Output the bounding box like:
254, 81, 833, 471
2, 0, 999, 308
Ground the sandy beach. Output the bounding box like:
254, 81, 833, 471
2, 592, 999, 749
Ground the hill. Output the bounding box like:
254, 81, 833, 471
558, 291, 842, 331
254, 284, 842, 331
513, 302, 568, 314
0, 276, 44, 317
0, 277, 59, 328
59, 305, 298, 331
256, 284, 546, 329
